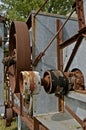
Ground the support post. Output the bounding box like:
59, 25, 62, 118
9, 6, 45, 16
75, 0, 85, 29
57, 20, 64, 112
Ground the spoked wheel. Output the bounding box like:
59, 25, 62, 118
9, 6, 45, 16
9, 21, 31, 93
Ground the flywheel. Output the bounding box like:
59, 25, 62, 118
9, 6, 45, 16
9, 21, 31, 93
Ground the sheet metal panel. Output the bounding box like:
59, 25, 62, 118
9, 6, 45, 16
0, 23, 4, 114
65, 91, 86, 120
36, 111, 82, 130
32, 13, 79, 116
83, 0, 86, 23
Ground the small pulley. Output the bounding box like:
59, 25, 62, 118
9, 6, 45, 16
19, 71, 41, 116
43, 70, 69, 95
42, 68, 85, 95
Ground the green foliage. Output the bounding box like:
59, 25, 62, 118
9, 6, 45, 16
45, 0, 74, 15
0, 0, 74, 22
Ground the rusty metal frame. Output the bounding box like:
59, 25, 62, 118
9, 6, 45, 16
4, 0, 86, 130
56, 1, 86, 129
75, 0, 85, 29
57, 20, 64, 112
33, 7, 75, 67
34, 0, 49, 17
58, 0, 86, 72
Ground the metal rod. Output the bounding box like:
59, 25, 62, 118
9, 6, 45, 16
64, 36, 83, 72
20, 94, 23, 116
43, 7, 75, 53
34, 0, 49, 17
33, 7, 75, 66
57, 20, 64, 112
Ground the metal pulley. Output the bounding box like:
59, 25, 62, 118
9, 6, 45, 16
71, 68, 85, 90
8, 21, 31, 93
43, 70, 69, 95
19, 71, 41, 116
43, 68, 85, 95
19, 71, 41, 97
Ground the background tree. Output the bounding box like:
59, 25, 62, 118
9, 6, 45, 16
44, 0, 74, 15
0, 0, 74, 22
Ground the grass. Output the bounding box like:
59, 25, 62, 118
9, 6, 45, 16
0, 85, 17, 130
0, 110, 17, 129
0, 117, 17, 130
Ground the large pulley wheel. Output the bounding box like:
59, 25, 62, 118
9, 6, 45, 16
9, 21, 31, 93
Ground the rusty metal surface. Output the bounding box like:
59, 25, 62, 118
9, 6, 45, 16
19, 71, 41, 95
64, 36, 83, 72
6, 108, 13, 126
34, 0, 48, 17
59, 26, 86, 49
34, 117, 49, 130
75, 0, 85, 29
57, 20, 64, 112
57, 20, 63, 71
9, 21, 31, 93
83, 118, 86, 130
5, 1, 86, 129
19, 71, 41, 116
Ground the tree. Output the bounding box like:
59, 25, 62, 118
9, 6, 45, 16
0, 0, 44, 22
0, 0, 74, 22
44, 0, 74, 15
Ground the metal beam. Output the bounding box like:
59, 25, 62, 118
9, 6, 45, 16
59, 26, 86, 49
57, 20, 64, 112
64, 36, 83, 72
75, 0, 85, 29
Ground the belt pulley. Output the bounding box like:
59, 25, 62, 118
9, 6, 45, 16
9, 21, 31, 93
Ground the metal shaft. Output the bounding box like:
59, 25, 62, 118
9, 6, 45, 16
34, 0, 49, 17
43, 7, 75, 53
